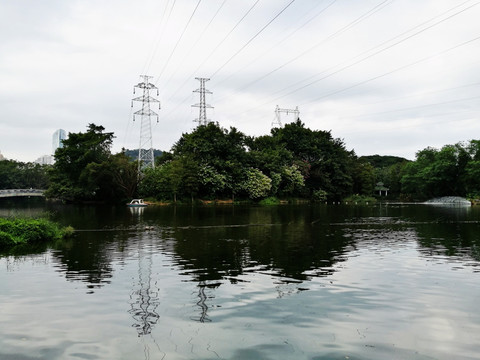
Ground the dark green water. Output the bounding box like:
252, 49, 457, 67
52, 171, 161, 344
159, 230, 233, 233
1, 198, 479, 360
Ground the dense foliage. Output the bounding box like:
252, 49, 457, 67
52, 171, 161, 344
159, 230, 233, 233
46, 124, 138, 203
0, 217, 74, 248
5, 121, 477, 204
364, 141, 480, 200
0, 160, 49, 189
139, 120, 368, 202
400, 141, 480, 200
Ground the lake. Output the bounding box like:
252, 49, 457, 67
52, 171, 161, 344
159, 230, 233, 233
1, 198, 479, 360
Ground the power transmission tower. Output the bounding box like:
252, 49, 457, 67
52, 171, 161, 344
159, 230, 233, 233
272, 105, 300, 128
192, 77, 213, 126
132, 75, 160, 173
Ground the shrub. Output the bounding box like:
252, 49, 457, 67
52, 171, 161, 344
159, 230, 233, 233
312, 189, 328, 202
259, 196, 280, 205
241, 168, 272, 199
0, 217, 73, 249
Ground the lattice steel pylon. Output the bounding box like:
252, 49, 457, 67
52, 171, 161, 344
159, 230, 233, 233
272, 105, 300, 128
132, 75, 160, 173
192, 77, 213, 126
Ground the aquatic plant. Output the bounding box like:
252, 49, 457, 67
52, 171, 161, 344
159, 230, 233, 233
0, 217, 74, 248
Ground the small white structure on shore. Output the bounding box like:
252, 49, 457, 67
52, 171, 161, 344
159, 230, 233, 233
375, 182, 389, 196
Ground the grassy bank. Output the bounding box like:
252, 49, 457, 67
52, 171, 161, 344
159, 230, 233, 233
0, 217, 74, 249
343, 194, 377, 205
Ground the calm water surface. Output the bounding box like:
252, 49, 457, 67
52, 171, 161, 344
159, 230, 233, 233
1, 199, 479, 360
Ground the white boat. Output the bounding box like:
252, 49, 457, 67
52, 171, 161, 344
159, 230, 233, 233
127, 199, 148, 207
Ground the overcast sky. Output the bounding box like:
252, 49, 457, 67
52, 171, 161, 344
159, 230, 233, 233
1, 0, 479, 162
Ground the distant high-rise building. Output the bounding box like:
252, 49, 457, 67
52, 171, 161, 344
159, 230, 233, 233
52, 129, 67, 155
35, 155, 54, 165
0, 150, 5, 161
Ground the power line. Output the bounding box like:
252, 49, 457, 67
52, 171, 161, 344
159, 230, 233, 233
164, 0, 261, 106
281, 0, 480, 101
213, 0, 337, 89
162, 93, 192, 123
161, 0, 227, 92
346, 109, 479, 134
215, 0, 393, 102
142, 0, 177, 76
235, 0, 479, 116
156, 2, 479, 140
338, 95, 480, 120
154, 0, 203, 85
210, 0, 298, 78
300, 35, 480, 106
339, 81, 480, 111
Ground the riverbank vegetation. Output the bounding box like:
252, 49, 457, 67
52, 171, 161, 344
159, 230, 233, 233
138, 120, 359, 202
0, 217, 74, 249
1, 122, 479, 204
366, 140, 480, 201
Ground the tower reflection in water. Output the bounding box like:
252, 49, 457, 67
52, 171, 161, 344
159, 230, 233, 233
128, 236, 160, 336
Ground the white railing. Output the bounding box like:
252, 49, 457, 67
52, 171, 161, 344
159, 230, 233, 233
0, 189, 45, 198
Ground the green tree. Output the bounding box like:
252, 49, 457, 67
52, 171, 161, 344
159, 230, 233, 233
0, 161, 49, 189
171, 123, 250, 199
465, 161, 480, 197
462, 140, 480, 197
178, 155, 201, 202
83, 152, 139, 202
139, 155, 200, 202
271, 120, 354, 200
400, 142, 477, 199
138, 164, 172, 200
279, 165, 305, 196
46, 124, 115, 202
198, 164, 227, 198
248, 135, 293, 175
352, 160, 375, 195
401, 147, 437, 198
241, 168, 272, 199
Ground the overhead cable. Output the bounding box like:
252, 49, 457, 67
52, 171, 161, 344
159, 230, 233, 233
142, 0, 176, 76
235, 0, 479, 116
210, 0, 298, 78
300, 35, 480, 105
162, 0, 227, 92
164, 0, 261, 105
213, 0, 337, 89
215, 0, 393, 102
155, 0, 203, 85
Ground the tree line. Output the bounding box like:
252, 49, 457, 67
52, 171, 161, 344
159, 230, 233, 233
0, 160, 49, 189
1, 122, 479, 203
138, 120, 359, 202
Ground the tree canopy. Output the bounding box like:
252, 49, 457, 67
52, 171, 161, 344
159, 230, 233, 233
0, 160, 49, 190
139, 120, 367, 202
7, 120, 477, 204
400, 141, 480, 200
45, 124, 137, 203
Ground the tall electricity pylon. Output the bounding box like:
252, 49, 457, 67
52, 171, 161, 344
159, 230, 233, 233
132, 75, 160, 173
192, 77, 213, 126
272, 105, 300, 128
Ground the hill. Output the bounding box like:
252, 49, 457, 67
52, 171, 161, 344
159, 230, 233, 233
123, 149, 163, 161
359, 155, 409, 168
